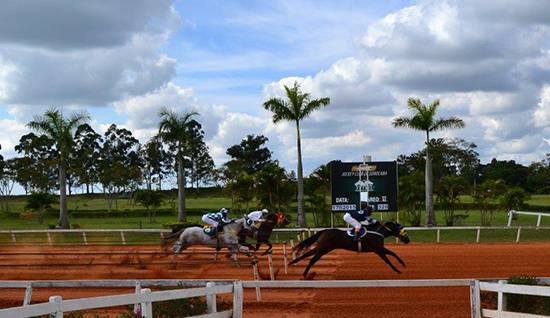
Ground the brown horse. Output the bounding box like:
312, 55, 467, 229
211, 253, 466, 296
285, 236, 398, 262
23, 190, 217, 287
239, 211, 290, 255
290, 221, 410, 279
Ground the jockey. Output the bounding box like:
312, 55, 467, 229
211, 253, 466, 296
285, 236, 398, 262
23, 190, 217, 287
202, 208, 231, 232
343, 203, 378, 241
248, 208, 268, 223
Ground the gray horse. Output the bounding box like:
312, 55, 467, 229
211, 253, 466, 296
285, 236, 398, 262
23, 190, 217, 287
163, 218, 255, 262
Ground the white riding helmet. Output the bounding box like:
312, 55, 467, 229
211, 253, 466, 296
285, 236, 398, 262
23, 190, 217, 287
261, 208, 268, 214
220, 208, 229, 215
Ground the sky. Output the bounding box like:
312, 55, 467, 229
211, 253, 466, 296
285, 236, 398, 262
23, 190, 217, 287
1, 0, 550, 180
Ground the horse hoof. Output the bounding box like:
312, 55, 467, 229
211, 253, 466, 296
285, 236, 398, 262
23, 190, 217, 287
303, 272, 316, 280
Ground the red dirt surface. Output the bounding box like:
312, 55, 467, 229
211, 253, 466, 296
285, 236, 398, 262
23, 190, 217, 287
1, 242, 549, 317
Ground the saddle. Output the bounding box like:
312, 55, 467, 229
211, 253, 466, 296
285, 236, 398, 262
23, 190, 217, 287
346, 227, 367, 239
203, 225, 223, 238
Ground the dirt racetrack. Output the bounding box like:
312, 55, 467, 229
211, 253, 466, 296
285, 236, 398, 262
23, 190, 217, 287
1, 242, 550, 317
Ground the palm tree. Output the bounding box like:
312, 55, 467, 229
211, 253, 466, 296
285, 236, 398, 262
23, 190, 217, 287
392, 98, 465, 226
263, 82, 330, 227
158, 108, 198, 222
27, 108, 89, 229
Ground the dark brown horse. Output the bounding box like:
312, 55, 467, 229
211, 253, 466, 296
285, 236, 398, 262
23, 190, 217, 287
290, 221, 410, 279
239, 211, 290, 255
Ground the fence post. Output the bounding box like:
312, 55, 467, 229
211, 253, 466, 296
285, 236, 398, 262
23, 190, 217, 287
140, 288, 153, 318
267, 253, 275, 280
507, 210, 514, 227
23, 282, 33, 306
516, 227, 521, 243
233, 281, 243, 318
47, 231, 53, 246
497, 280, 507, 311
49, 295, 63, 318
82, 232, 88, 245
206, 282, 217, 313
290, 240, 297, 262
133, 281, 141, 315
436, 229, 441, 243
252, 262, 262, 301
120, 231, 127, 245
476, 227, 481, 243
10, 231, 16, 245
283, 242, 288, 274
537, 214, 542, 228
469, 280, 481, 318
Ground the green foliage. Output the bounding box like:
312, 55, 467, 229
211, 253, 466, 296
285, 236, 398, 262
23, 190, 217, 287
500, 187, 530, 211
24, 192, 56, 224
473, 179, 506, 225
436, 175, 468, 225
255, 161, 294, 213
133, 190, 163, 223
506, 275, 550, 315
305, 164, 331, 226
226, 134, 272, 175
398, 172, 425, 226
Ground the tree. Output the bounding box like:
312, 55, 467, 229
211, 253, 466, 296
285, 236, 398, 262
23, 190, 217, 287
474, 179, 506, 226
14, 133, 57, 193
263, 82, 330, 227
24, 192, 56, 224
255, 161, 293, 212
27, 109, 89, 228
0, 158, 17, 212
392, 98, 465, 226
226, 135, 272, 174
305, 164, 331, 226
481, 159, 529, 189
98, 124, 142, 211
436, 175, 468, 226
527, 154, 550, 194
72, 124, 102, 194
398, 172, 425, 226
500, 187, 530, 212
158, 108, 199, 222
140, 136, 170, 191
187, 123, 215, 194
134, 190, 164, 223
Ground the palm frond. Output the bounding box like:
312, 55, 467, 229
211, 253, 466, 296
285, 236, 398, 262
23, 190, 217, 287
392, 117, 412, 128
263, 98, 295, 123
300, 97, 330, 120
430, 116, 465, 132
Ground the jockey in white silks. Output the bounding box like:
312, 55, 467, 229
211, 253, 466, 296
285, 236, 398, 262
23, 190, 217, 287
247, 209, 268, 227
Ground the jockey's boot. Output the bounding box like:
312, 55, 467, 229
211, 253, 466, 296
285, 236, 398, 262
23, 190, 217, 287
353, 229, 360, 241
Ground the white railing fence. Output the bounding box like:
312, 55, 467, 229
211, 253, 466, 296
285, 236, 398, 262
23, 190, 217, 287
508, 210, 550, 228
2, 278, 549, 318
2, 225, 550, 246
0, 281, 242, 318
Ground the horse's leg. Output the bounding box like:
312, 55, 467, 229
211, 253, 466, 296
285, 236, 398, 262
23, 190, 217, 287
302, 249, 329, 278
383, 248, 406, 267
289, 248, 318, 265
261, 242, 272, 256
172, 233, 186, 254
254, 241, 262, 251
373, 249, 401, 273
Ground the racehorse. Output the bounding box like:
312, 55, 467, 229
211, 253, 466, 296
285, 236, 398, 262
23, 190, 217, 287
238, 211, 290, 255
289, 221, 410, 279
161, 217, 255, 263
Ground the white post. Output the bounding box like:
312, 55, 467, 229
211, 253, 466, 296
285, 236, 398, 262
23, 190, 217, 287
10, 231, 16, 245
476, 227, 481, 243
82, 231, 88, 245
23, 282, 32, 306
469, 280, 481, 318
134, 281, 141, 315
47, 231, 53, 246
507, 210, 514, 227
49, 295, 63, 318
436, 229, 441, 243
120, 231, 127, 245
267, 253, 275, 280
497, 280, 507, 311
290, 239, 296, 262
537, 214, 542, 228
283, 242, 288, 274
516, 227, 521, 243
233, 281, 243, 318
140, 288, 153, 318
253, 262, 262, 301
206, 282, 217, 313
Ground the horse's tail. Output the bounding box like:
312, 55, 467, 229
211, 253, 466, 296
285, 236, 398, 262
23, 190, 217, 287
294, 230, 325, 255
160, 224, 201, 246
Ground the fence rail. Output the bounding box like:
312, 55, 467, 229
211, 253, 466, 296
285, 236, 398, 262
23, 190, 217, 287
508, 210, 550, 228
2, 278, 550, 318
0, 281, 241, 318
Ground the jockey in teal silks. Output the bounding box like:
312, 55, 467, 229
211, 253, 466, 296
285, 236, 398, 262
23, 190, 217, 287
202, 208, 231, 232
343, 203, 378, 241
